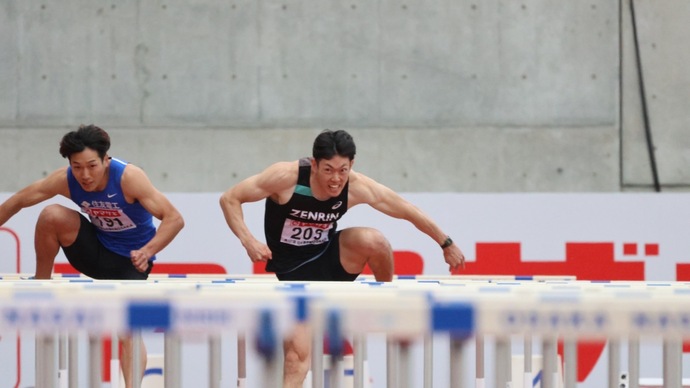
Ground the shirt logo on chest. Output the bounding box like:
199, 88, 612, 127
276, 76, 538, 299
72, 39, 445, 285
289, 209, 340, 222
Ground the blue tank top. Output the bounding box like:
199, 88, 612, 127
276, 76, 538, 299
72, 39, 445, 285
67, 157, 157, 259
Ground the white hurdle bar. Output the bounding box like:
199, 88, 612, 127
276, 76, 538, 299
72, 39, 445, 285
3, 274, 690, 387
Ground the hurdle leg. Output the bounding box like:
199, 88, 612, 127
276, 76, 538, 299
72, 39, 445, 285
476, 336, 485, 388
424, 332, 433, 388
261, 348, 281, 387
542, 336, 558, 388
312, 321, 325, 388
663, 337, 682, 388
450, 335, 469, 388
164, 333, 181, 388
386, 337, 399, 388
329, 353, 344, 388
37, 333, 58, 388
237, 332, 247, 388
111, 331, 120, 388
353, 333, 366, 388
89, 335, 103, 388
68, 335, 78, 388
495, 335, 511, 388
209, 334, 222, 388
257, 310, 281, 388
628, 335, 639, 388
608, 338, 620, 388
524, 334, 533, 388
398, 340, 411, 388
58, 333, 67, 388
563, 337, 578, 388
131, 331, 142, 388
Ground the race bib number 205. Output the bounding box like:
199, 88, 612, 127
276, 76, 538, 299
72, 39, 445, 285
280, 219, 332, 246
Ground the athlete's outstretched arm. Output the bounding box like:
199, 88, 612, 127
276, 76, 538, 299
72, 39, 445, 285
0, 168, 69, 226
219, 161, 297, 263
122, 165, 185, 272
348, 172, 465, 271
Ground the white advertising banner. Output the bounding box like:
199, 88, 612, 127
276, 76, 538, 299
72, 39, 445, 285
1, 192, 689, 387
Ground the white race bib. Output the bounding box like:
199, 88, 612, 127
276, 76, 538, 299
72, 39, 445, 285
87, 208, 136, 232
280, 219, 332, 246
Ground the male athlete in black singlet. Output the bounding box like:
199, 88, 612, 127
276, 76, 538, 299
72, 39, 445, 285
220, 129, 465, 388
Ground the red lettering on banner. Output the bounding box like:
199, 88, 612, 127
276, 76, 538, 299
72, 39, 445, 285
623, 243, 637, 255
89, 209, 121, 217
645, 243, 659, 256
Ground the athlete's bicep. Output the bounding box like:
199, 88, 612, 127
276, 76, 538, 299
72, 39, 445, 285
349, 174, 414, 218
121, 165, 172, 218
13, 168, 69, 208
226, 162, 297, 204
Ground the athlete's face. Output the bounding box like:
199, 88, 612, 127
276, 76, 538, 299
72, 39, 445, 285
69, 148, 109, 192
312, 156, 353, 198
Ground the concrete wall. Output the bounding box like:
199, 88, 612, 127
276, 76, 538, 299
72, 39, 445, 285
0, 0, 688, 193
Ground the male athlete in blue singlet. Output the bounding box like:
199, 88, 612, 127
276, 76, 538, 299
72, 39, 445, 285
0, 124, 184, 388
220, 129, 465, 387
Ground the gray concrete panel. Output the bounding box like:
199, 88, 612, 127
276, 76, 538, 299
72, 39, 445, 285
2, 1, 689, 192
377, 0, 619, 127
137, 0, 260, 125
258, 1, 381, 126
621, 0, 690, 188
0, 2, 19, 123
631, 0, 690, 185
4, 0, 620, 128
620, 0, 652, 188
15, 2, 98, 124
0, 126, 619, 193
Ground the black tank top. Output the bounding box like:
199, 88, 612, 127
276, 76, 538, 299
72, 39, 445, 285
264, 157, 349, 273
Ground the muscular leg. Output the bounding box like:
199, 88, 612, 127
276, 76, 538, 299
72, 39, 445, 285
281, 228, 392, 386
339, 227, 394, 282
283, 322, 311, 388
120, 335, 147, 388
33, 205, 81, 279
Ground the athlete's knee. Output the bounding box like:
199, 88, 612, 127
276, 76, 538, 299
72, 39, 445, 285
283, 340, 310, 382
37, 205, 76, 230
360, 228, 392, 255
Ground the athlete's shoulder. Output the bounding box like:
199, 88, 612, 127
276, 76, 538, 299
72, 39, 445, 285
262, 160, 300, 179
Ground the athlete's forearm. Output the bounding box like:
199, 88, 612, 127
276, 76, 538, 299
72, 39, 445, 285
140, 213, 184, 257
219, 194, 258, 247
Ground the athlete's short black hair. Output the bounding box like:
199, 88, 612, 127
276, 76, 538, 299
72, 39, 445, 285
312, 129, 356, 161
59, 124, 111, 160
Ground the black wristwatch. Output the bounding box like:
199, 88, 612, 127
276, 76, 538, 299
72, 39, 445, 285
440, 236, 453, 249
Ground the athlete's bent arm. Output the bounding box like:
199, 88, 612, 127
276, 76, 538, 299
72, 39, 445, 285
121, 165, 185, 272
348, 172, 466, 271
220, 161, 297, 263
0, 168, 70, 226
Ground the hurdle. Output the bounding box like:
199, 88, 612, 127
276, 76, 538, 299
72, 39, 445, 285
3, 275, 690, 387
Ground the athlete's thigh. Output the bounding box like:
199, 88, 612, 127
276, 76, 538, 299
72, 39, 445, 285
338, 226, 387, 271
38, 204, 83, 247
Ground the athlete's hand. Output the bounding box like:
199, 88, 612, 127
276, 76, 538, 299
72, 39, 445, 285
130, 249, 151, 273
443, 244, 465, 272
244, 239, 273, 263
